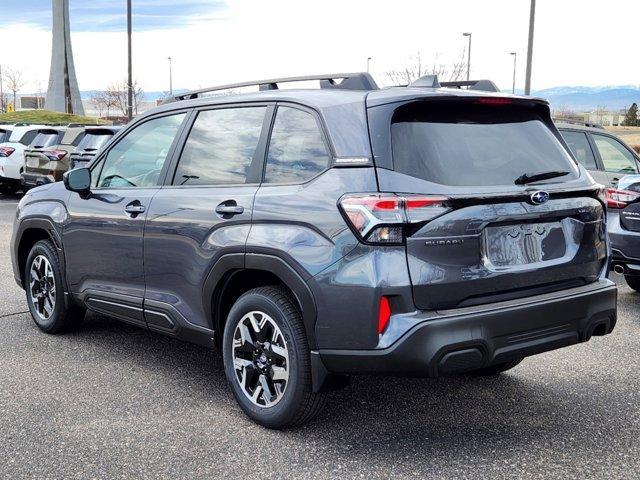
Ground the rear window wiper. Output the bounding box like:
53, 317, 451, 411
514, 170, 570, 185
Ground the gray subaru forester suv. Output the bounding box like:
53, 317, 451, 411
11, 73, 617, 429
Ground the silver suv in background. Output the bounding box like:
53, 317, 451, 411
558, 123, 640, 291
69, 126, 121, 170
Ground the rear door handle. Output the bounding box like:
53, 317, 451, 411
216, 204, 244, 215
125, 202, 146, 215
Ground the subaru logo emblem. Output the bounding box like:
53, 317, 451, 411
530, 191, 549, 205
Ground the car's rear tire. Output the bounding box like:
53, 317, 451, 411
222, 286, 327, 429
0, 182, 18, 195
25, 240, 85, 334
624, 274, 640, 292
469, 358, 523, 376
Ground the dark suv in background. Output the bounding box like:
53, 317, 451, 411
69, 126, 121, 169
558, 123, 640, 291
11, 73, 616, 428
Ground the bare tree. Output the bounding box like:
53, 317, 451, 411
3, 68, 25, 111
106, 80, 144, 116
386, 49, 468, 85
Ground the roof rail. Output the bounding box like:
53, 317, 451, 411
409, 75, 500, 93
165, 72, 379, 103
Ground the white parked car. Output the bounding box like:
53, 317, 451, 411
0, 124, 44, 194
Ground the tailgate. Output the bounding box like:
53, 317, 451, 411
406, 195, 606, 309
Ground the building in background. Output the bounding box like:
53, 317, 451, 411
44, 0, 84, 115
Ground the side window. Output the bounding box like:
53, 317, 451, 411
96, 113, 186, 188
560, 131, 597, 170
264, 107, 331, 184
592, 134, 638, 174
173, 107, 266, 186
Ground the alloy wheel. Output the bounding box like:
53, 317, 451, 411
29, 255, 56, 321
232, 311, 290, 407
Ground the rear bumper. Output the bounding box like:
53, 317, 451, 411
607, 209, 640, 275
21, 172, 54, 188
318, 279, 617, 377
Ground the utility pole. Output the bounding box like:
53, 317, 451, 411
127, 0, 133, 121
0, 64, 3, 113
463, 33, 472, 81
524, 0, 536, 95
168, 57, 173, 95
510, 52, 517, 94
366, 57, 372, 73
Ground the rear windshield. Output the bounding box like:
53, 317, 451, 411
30, 131, 61, 149
391, 102, 578, 186
76, 131, 114, 151
0, 129, 11, 143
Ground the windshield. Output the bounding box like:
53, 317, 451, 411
391, 102, 579, 187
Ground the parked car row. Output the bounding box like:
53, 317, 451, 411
0, 123, 120, 194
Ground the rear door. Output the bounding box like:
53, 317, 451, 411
369, 98, 607, 310
64, 112, 187, 325
590, 132, 639, 188
143, 104, 269, 333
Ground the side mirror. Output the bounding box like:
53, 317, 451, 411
63, 167, 91, 194
618, 175, 640, 193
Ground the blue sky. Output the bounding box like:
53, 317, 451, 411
5, 0, 228, 31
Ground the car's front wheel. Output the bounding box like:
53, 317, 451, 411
25, 240, 85, 333
222, 286, 326, 429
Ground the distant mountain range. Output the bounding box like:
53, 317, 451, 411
72, 85, 640, 113
511, 86, 640, 112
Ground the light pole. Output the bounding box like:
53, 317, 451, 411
0, 64, 3, 113
127, 0, 133, 121
510, 52, 517, 94
168, 57, 173, 95
462, 32, 472, 81
524, 0, 536, 95
366, 57, 372, 73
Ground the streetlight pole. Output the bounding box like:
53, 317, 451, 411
366, 57, 372, 73
0, 64, 4, 113
510, 52, 517, 94
127, 0, 133, 121
168, 57, 173, 95
524, 0, 536, 95
463, 33, 472, 81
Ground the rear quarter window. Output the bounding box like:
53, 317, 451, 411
391, 102, 579, 187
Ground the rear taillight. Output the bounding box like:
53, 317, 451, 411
605, 188, 640, 209
0, 146, 15, 157
339, 193, 450, 244
43, 150, 67, 161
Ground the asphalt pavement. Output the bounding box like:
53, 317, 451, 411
0, 192, 638, 479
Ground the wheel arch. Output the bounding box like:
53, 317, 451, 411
15, 218, 63, 289
203, 253, 318, 350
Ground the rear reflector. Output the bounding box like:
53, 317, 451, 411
605, 188, 640, 209
378, 296, 391, 334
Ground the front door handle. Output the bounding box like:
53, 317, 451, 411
125, 201, 146, 216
